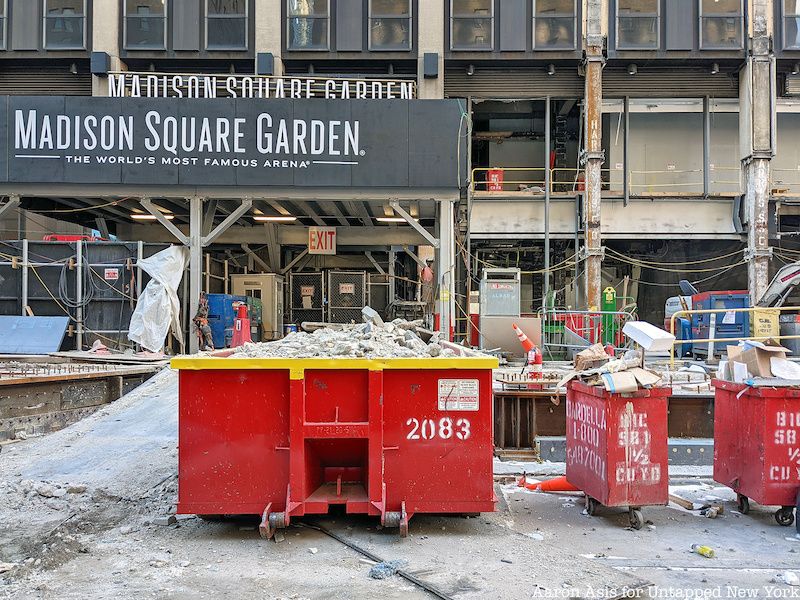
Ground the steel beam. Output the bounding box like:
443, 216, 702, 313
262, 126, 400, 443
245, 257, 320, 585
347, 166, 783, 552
241, 243, 272, 273
202, 198, 253, 246
140, 198, 189, 245
188, 197, 203, 354
281, 249, 309, 275
293, 200, 327, 227
95, 217, 110, 239
0, 195, 21, 220
365, 251, 386, 275
202, 199, 218, 236
438, 199, 455, 339
264, 223, 280, 271
390, 200, 439, 248
583, 43, 604, 309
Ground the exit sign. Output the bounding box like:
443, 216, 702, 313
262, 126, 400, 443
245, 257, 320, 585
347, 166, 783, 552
308, 227, 336, 255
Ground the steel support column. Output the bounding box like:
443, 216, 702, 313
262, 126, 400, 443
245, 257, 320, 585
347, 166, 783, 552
584, 54, 605, 310
544, 97, 551, 308
743, 0, 775, 305
437, 199, 455, 339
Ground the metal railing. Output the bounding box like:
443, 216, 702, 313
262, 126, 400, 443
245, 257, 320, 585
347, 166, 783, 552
539, 308, 639, 359
668, 306, 800, 369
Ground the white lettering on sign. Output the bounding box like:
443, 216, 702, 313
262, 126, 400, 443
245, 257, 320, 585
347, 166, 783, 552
108, 73, 416, 100
614, 403, 661, 485
566, 399, 607, 481
406, 417, 471, 441
438, 379, 479, 411
768, 411, 800, 482
308, 227, 336, 255
104, 268, 119, 281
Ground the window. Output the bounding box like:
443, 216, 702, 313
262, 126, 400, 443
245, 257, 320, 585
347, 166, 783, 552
0, 0, 6, 50
699, 0, 742, 49
533, 0, 576, 50
451, 0, 493, 50
617, 0, 658, 49
125, 0, 167, 49
287, 0, 328, 50
44, 0, 86, 49
370, 0, 411, 51
785, 0, 800, 49
207, 0, 247, 49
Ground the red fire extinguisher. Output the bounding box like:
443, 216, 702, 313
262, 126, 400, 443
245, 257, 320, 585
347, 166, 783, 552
528, 347, 543, 380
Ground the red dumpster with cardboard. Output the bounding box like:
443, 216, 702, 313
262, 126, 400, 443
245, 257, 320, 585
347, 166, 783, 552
713, 340, 800, 527
564, 322, 673, 529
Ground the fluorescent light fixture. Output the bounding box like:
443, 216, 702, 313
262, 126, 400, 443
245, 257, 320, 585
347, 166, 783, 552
253, 215, 298, 222
131, 213, 174, 221
376, 217, 416, 223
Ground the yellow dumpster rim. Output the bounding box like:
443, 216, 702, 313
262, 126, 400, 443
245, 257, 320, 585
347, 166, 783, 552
170, 356, 499, 372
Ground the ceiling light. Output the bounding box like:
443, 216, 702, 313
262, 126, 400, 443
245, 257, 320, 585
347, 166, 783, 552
547, 64, 556, 76
466, 64, 475, 76
627, 64, 638, 76
793, 63, 800, 75
69, 63, 77, 75
376, 217, 415, 223
253, 216, 297, 222
131, 213, 174, 221
711, 62, 720, 75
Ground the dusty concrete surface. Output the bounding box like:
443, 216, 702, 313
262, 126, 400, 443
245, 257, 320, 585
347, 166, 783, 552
0, 369, 797, 599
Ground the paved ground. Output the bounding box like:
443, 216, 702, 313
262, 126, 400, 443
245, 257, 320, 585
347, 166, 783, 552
0, 368, 798, 599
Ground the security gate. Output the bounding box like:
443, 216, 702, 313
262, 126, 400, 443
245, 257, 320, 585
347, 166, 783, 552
328, 271, 366, 324
289, 272, 324, 325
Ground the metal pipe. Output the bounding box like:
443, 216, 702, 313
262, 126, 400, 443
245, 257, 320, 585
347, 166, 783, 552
21, 239, 28, 316
224, 259, 229, 295
136, 241, 143, 299
623, 96, 630, 207
76, 241, 83, 351
544, 96, 551, 309
703, 95, 710, 197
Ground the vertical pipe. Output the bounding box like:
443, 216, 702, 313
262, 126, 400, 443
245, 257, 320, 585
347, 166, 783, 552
189, 197, 203, 353
205, 253, 210, 292
703, 95, 710, 197
21, 239, 28, 316
544, 96, 551, 309
224, 259, 229, 294
136, 240, 143, 298
76, 241, 83, 351
624, 96, 630, 207
438, 199, 455, 340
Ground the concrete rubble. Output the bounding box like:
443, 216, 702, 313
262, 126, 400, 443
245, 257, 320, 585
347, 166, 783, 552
233, 316, 465, 359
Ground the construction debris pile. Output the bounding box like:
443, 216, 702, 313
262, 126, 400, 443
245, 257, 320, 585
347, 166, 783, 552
233, 314, 464, 359
718, 339, 800, 384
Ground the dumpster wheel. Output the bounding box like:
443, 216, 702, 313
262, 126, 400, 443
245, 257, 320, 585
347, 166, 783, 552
775, 506, 795, 527
382, 501, 410, 538
628, 508, 644, 530
585, 497, 599, 516
737, 494, 750, 515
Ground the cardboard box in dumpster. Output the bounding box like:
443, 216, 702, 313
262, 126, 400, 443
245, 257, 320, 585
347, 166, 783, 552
726, 341, 789, 378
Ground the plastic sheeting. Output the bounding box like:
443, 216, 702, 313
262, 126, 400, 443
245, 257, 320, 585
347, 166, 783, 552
128, 246, 189, 353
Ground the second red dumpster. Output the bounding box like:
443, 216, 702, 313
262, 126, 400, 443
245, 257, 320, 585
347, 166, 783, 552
713, 380, 800, 527
566, 380, 670, 529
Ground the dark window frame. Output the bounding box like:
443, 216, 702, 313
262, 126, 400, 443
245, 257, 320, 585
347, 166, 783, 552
615, 0, 659, 50
783, 0, 800, 49
43, 0, 87, 50
205, 0, 248, 50
0, 0, 7, 50
123, 0, 168, 51
533, 0, 577, 51
286, 0, 330, 51
699, 0, 744, 50
450, 0, 494, 51
368, 0, 412, 51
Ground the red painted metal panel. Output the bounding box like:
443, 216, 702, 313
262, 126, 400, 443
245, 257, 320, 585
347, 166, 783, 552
713, 380, 800, 507
565, 381, 670, 508
176, 364, 495, 525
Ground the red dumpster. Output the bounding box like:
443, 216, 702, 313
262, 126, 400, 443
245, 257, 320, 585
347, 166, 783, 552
713, 380, 800, 527
566, 380, 670, 529
170, 356, 498, 537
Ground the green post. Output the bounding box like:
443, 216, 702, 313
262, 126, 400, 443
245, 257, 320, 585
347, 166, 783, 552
601, 286, 617, 345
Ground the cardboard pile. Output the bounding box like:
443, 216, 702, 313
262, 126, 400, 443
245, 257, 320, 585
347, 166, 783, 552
719, 340, 800, 383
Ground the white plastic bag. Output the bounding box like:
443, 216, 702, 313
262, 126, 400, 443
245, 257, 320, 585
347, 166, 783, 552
128, 246, 189, 353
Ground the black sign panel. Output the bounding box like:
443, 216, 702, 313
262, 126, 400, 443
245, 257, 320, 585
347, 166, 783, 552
0, 96, 468, 189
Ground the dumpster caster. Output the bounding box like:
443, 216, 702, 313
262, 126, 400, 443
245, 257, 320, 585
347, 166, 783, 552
775, 506, 795, 527
383, 502, 410, 538
258, 505, 287, 540
737, 494, 750, 515
585, 497, 599, 516
628, 508, 644, 530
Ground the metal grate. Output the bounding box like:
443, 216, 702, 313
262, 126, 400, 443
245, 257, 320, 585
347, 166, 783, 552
328, 271, 366, 324
289, 272, 324, 325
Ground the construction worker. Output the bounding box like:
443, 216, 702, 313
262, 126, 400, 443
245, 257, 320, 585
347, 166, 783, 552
421, 259, 435, 326
193, 292, 214, 352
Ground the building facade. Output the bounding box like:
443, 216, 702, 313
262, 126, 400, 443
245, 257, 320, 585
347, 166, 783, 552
0, 0, 797, 348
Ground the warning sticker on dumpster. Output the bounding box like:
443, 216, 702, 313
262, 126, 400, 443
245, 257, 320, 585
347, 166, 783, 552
438, 379, 479, 411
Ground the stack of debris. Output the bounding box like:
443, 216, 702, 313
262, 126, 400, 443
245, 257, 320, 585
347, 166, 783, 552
718, 339, 800, 384
232, 308, 472, 359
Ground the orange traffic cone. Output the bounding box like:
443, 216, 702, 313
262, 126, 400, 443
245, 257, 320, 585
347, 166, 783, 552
518, 475, 580, 493
513, 323, 535, 353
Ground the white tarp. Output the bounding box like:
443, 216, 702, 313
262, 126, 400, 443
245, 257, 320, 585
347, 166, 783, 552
128, 246, 188, 353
